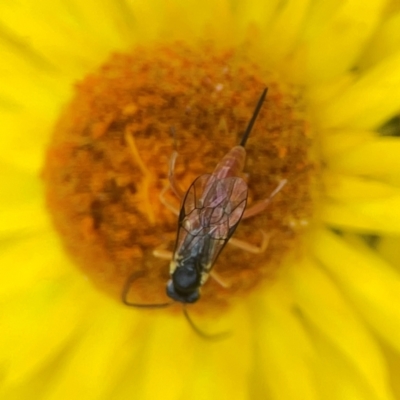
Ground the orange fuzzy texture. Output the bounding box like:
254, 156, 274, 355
43, 42, 314, 313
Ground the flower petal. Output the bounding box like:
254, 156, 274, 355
321, 201, 393, 234
0, 0, 131, 74
324, 172, 400, 201
251, 282, 318, 400
359, 11, 400, 69
110, 304, 252, 400
0, 162, 51, 237
261, 0, 311, 66
0, 232, 71, 297
292, 0, 388, 83
0, 111, 57, 173
320, 129, 377, 160
0, 203, 51, 240
319, 50, 400, 129
231, 0, 280, 39
0, 39, 69, 116
312, 228, 400, 353
321, 172, 400, 233
0, 275, 91, 387
380, 339, 400, 399
321, 198, 400, 235
327, 137, 400, 178
129, 313, 192, 400
0, 163, 42, 204
186, 305, 253, 400
377, 235, 400, 271
289, 258, 393, 400
320, 172, 400, 233
38, 304, 146, 400
311, 326, 392, 400
129, 0, 232, 43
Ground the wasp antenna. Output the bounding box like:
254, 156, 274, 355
170, 126, 178, 152
182, 305, 231, 341
122, 271, 172, 308
239, 88, 268, 148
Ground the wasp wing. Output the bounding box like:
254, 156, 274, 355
173, 173, 248, 272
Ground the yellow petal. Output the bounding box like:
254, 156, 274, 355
319, 50, 400, 129
320, 129, 378, 160
321, 196, 400, 234
311, 326, 392, 400
0, 232, 71, 297
131, 313, 192, 400
324, 172, 400, 201
293, 0, 388, 83
0, 0, 131, 70
0, 111, 56, 173
0, 163, 42, 204
187, 304, 252, 400
129, 0, 231, 43
0, 202, 50, 239
312, 228, 400, 353
380, 339, 400, 400
231, 0, 281, 40
359, 11, 400, 69
57, 0, 135, 47
307, 73, 356, 108
321, 200, 400, 234
0, 276, 92, 387
251, 282, 318, 400
320, 172, 400, 233
289, 258, 393, 400
261, 0, 311, 67
0, 147, 51, 239
110, 304, 252, 400
42, 304, 146, 400
0, 40, 68, 117
377, 236, 400, 271
328, 137, 400, 178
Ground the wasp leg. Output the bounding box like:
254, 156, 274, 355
159, 184, 180, 216
242, 179, 287, 220
168, 151, 185, 200
210, 270, 231, 288
152, 247, 173, 260
228, 230, 270, 254
125, 130, 156, 224
159, 151, 185, 215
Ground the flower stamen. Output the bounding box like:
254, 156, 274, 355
43, 41, 316, 313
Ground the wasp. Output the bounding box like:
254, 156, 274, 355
122, 88, 286, 337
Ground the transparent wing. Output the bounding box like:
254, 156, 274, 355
173, 174, 248, 271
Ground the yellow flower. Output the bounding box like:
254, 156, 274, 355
2, 1, 400, 399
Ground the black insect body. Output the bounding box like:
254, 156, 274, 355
122, 88, 286, 338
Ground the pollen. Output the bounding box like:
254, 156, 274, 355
43, 42, 316, 313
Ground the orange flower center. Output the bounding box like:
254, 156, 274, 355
43, 41, 316, 314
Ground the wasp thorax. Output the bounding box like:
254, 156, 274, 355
43, 41, 315, 313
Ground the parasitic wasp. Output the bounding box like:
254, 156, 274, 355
122, 88, 287, 338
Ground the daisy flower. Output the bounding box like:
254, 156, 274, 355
2, 0, 400, 399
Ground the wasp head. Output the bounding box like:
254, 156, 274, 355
166, 258, 201, 303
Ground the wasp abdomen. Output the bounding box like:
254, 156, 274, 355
213, 146, 246, 179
